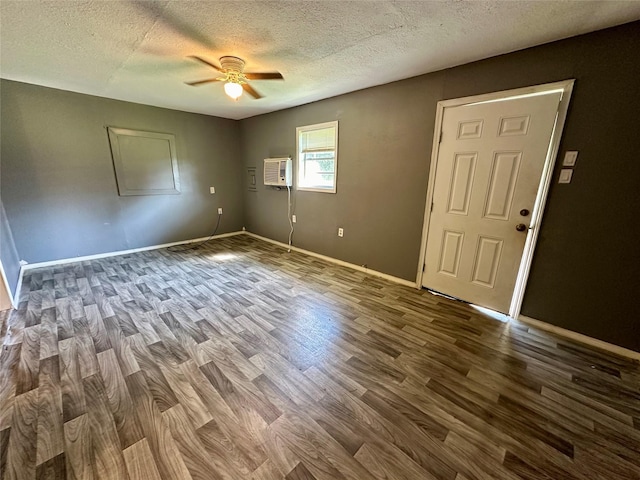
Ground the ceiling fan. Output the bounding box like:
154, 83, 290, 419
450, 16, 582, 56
185, 55, 283, 100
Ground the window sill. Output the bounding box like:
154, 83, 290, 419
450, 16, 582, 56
297, 186, 336, 194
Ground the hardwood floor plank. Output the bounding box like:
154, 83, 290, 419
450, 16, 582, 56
6, 389, 39, 480
82, 374, 129, 480
0, 343, 21, 431
102, 315, 140, 376
128, 335, 180, 412
84, 304, 112, 353
360, 389, 458, 480
251, 459, 286, 480
426, 378, 575, 458
353, 441, 437, 480
96, 349, 144, 449
38, 308, 58, 360
124, 371, 193, 480
285, 462, 318, 480
36, 356, 63, 466
199, 360, 273, 431
16, 326, 41, 395
443, 431, 517, 480
196, 418, 257, 476
122, 438, 162, 480
63, 414, 94, 480
58, 338, 86, 423
163, 403, 231, 480
35, 452, 66, 480
1, 428, 10, 479
159, 362, 213, 429
74, 329, 98, 379
270, 412, 376, 480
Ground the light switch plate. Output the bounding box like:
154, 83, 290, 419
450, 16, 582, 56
292, 215, 297, 223
563, 151, 578, 167
209, 186, 215, 194
558, 169, 573, 184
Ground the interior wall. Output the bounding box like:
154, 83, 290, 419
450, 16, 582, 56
241, 21, 640, 352
0, 200, 20, 302
1, 80, 243, 264
241, 71, 444, 280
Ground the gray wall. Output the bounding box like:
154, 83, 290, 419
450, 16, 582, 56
1, 80, 243, 263
240, 72, 443, 279
0, 200, 20, 299
241, 21, 640, 351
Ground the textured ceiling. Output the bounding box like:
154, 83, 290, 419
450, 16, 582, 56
1, 1, 639, 120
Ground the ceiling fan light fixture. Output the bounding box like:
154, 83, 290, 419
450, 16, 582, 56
224, 81, 243, 100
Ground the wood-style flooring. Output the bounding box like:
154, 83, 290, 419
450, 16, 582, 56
1, 234, 639, 480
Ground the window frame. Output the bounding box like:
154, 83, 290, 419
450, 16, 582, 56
296, 121, 339, 193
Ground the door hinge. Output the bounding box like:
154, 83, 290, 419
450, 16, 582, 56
422, 263, 426, 272
430, 201, 434, 212
439, 131, 443, 144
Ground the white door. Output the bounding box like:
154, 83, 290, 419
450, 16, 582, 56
422, 92, 562, 313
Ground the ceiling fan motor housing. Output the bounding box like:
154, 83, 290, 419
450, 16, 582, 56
220, 56, 245, 73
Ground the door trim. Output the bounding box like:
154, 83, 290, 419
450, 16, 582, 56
0, 259, 16, 310
416, 80, 575, 319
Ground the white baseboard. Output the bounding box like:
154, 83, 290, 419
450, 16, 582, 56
517, 315, 640, 361
244, 232, 418, 289
21, 231, 245, 271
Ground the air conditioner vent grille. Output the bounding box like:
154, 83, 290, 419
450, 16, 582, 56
264, 163, 280, 184
263, 158, 292, 187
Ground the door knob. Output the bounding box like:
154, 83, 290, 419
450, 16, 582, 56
515, 223, 528, 232
520, 209, 530, 216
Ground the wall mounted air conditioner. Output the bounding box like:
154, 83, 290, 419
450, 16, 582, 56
264, 157, 292, 187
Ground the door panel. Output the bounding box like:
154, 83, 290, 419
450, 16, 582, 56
438, 230, 464, 277
483, 151, 521, 220
447, 153, 477, 215
423, 92, 562, 313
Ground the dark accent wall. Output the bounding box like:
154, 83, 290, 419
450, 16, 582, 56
240, 21, 640, 351
0, 200, 20, 299
1, 80, 243, 263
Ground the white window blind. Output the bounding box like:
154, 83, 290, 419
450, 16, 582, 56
296, 121, 338, 193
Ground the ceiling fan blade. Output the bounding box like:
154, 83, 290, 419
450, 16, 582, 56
185, 78, 223, 86
188, 55, 222, 72
242, 83, 263, 99
244, 72, 284, 80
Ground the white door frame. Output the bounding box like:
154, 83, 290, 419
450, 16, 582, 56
0, 259, 16, 310
416, 80, 575, 319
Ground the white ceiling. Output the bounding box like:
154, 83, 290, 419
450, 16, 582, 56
1, 1, 639, 120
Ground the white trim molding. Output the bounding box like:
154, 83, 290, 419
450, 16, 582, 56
11, 266, 25, 306
21, 231, 245, 271
0, 260, 16, 310
245, 232, 418, 288
517, 315, 640, 362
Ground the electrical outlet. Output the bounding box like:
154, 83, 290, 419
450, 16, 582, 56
218, 207, 223, 214
292, 215, 297, 223
338, 227, 344, 237
209, 186, 215, 194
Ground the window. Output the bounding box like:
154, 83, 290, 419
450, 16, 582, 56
296, 121, 338, 193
